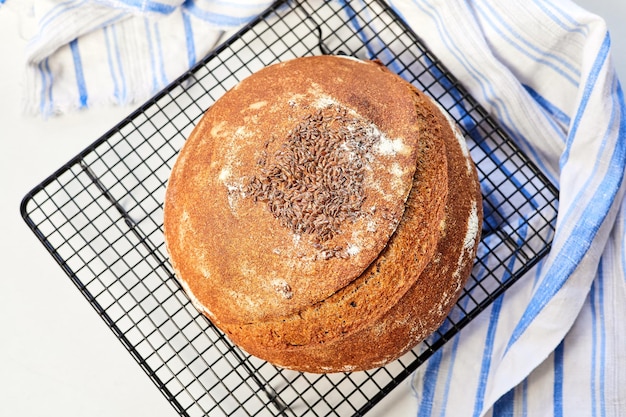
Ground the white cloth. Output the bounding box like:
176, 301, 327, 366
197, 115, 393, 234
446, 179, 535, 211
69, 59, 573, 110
386, 1, 626, 416
12, 0, 626, 416
19, 0, 273, 115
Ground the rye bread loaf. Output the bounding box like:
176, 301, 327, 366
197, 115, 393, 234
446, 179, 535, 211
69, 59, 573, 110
163, 55, 482, 373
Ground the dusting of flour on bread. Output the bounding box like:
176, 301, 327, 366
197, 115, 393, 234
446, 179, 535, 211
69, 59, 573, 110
375, 135, 408, 156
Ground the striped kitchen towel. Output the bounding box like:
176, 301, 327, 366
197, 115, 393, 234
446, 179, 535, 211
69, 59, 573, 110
386, 0, 626, 416
20, 0, 273, 115
15, 0, 626, 416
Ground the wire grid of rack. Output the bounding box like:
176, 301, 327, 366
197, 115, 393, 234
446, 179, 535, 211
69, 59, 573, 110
21, 1, 559, 416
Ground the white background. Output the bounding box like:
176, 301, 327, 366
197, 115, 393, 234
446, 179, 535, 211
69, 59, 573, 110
1, 1, 624, 416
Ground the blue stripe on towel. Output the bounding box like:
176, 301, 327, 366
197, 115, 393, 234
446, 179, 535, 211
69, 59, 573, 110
523, 84, 571, 129
590, 265, 607, 417
437, 331, 462, 417
117, 0, 177, 14
45, 59, 53, 114
472, 296, 505, 417
69, 39, 88, 108
38, 60, 49, 115
521, 379, 528, 417
181, 10, 196, 68
493, 379, 528, 417
417, 349, 442, 417
39, 58, 54, 115
38, 61, 45, 114
153, 23, 170, 87
143, 19, 159, 94
553, 341, 565, 417
111, 26, 127, 103
103, 26, 121, 103
590, 274, 598, 417
560, 34, 610, 167
183, 0, 258, 27
621, 203, 626, 286
599, 269, 607, 417
492, 387, 515, 416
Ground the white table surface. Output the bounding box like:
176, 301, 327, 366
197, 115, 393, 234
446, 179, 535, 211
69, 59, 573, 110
1, 1, 624, 416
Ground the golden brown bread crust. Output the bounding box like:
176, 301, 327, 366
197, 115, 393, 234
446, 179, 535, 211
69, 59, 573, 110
164, 55, 482, 373
164, 56, 446, 325
237, 95, 483, 372
215, 91, 449, 350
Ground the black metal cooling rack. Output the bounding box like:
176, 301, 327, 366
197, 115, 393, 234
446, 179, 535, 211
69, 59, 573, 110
21, 1, 559, 416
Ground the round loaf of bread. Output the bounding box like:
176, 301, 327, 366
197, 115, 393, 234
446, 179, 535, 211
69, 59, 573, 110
163, 55, 482, 373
